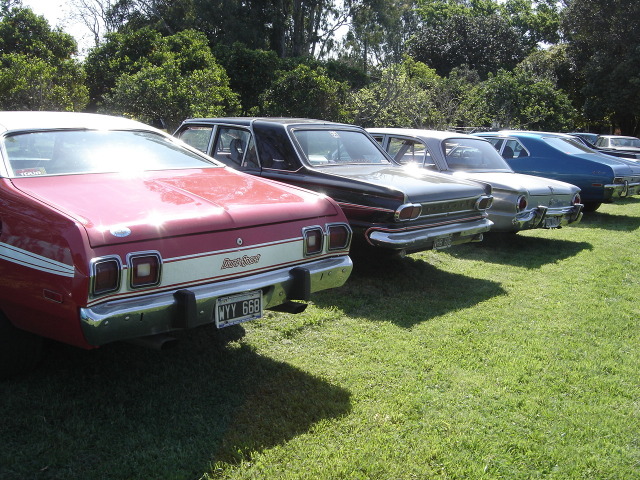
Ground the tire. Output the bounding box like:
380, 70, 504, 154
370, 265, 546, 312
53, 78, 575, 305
582, 202, 602, 212
0, 313, 43, 379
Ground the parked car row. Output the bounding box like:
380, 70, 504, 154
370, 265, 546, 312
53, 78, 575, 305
1, 112, 637, 378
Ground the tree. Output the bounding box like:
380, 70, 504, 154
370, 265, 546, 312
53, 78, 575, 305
0, 2, 87, 110
100, 29, 240, 130
258, 64, 349, 120
345, 58, 442, 128
407, 13, 528, 78
562, 0, 640, 135
467, 67, 577, 131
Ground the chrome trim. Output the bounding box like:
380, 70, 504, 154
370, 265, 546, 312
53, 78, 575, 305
394, 203, 422, 221
367, 218, 493, 251
80, 255, 353, 346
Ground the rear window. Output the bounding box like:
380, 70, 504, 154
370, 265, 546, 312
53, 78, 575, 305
443, 138, 512, 171
293, 129, 391, 166
3, 129, 216, 177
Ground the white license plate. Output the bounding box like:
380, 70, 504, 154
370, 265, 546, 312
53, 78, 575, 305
215, 290, 262, 328
434, 235, 453, 250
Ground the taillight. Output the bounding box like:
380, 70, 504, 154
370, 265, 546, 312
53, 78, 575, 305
327, 223, 352, 251
572, 193, 581, 205
92, 257, 121, 295
303, 227, 324, 256
516, 195, 528, 212
129, 253, 162, 288
395, 203, 422, 221
475, 195, 494, 211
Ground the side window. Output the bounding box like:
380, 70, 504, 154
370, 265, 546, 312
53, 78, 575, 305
595, 137, 606, 147
387, 137, 434, 168
177, 126, 213, 153
503, 139, 528, 159
212, 127, 259, 170
486, 138, 504, 151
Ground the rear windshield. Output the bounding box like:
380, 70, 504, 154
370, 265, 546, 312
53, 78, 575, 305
443, 138, 512, 171
3, 129, 216, 177
542, 136, 594, 154
292, 129, 392, 166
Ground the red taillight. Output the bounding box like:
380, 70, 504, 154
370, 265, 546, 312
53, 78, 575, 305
304, 227, 324, 256
129, 253, 161, 288
516, 195, 528, 212
328, 224, 352, 251
92, 258, 121, 295
572, 193, 581, 205
396, 203, 422, 221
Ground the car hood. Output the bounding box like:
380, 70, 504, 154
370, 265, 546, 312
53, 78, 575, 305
451, 171, 579, 195
12, 168, 337, 247
319, 164, 490, 202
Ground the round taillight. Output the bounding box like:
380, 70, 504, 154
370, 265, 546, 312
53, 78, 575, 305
572, 193, 581, 205
516, 195, 528, 212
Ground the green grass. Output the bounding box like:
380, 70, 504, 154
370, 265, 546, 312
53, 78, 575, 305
2, 199, 639, 480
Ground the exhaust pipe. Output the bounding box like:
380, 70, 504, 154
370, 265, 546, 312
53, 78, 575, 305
127, 334, 178, 350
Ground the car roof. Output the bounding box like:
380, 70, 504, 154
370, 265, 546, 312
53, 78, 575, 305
478, 130, 576, 139
367, 127, 488, 141
0, 111, 155, 133
598, 135, 639, 139
183, 117, 353, 128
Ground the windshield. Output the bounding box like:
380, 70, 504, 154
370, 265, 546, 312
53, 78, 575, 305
610, 137, 640, 148
542, 136, 595, 154
3, 130, 215, 177
293, 129, 391, 166
443, 138, 511, 171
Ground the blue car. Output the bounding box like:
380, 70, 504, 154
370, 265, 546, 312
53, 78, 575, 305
475, 131, 640, 211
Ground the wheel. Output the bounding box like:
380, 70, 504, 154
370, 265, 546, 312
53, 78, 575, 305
582, 202, 602, 212
0, 313, 43, 379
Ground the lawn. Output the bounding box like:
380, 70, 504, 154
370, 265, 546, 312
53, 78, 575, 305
1, 198, 638, 480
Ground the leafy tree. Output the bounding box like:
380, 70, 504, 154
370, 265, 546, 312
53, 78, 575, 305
407, 13, 527, 78
258, 64, 349, 120
345, 58, 442, 128
0, 2, 87, 110
467, 67, 576, 131
100, 29, 240, 130
562, 0, 640, 135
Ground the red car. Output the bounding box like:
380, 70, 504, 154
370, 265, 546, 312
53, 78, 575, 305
0, 112, 353, 377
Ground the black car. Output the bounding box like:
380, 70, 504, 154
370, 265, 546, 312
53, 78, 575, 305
175, 118, 494, 255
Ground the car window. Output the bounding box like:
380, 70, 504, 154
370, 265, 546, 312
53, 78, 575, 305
502, 139, 529, 159
211, 127, 259, 170
293, 129, 391, 166
610, 137, 640, 147
484, 137, 504, 151
177, 126, 213, 153
595, 137, 606, 147
387, 137, 436, 169
3, 130, 215, 177
443, 138, 512, 171
542, 136, 594, 154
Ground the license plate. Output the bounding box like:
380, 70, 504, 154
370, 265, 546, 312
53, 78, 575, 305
434, 235, 453, 250
215, 290, 262, 328
543, 216, 561, 228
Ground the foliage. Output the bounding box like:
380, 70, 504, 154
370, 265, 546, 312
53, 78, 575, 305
468, 67, 577, 130
101, 29, 239, 130
0, 3, 87, 111
562, 0, 640, 135
258, 64, 349, 121
345, 57, 442, 128
407, 14, 528, 78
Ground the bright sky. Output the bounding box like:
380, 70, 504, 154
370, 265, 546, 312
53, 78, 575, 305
21, 0, 92, 54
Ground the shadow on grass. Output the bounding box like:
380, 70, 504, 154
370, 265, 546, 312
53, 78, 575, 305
314, 255, 505, 328
0, 326, 350, 479
448, 234, 592, 268
575, 209, 640, 231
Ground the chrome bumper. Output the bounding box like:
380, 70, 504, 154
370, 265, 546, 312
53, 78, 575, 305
513, 204, 583, 230
80, 255, 352, 346
367, 217, 493, 252
606, 181, 640, 197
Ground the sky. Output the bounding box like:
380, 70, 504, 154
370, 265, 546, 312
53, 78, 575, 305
21, 0, 92, 54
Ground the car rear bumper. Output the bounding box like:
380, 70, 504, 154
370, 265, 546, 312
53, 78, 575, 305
511, 204, 583, 230
79, 255, 352, 346
606, 181, 640, 198
366, 217, 493, 252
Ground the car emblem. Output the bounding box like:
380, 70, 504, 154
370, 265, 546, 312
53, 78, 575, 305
237, 238, 243, 246
110, 226, 131, 237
